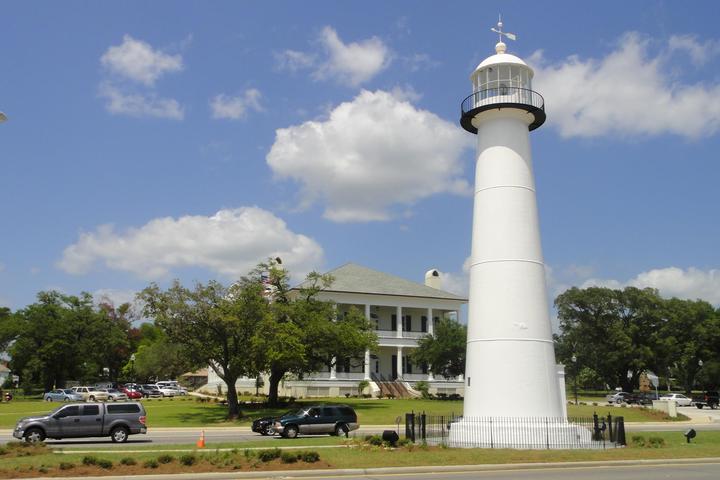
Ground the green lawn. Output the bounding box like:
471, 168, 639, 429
1, 430, 719, 478
0, 397, 686, 429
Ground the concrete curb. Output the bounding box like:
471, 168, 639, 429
12, 456, 720, 480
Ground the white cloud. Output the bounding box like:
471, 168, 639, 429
58, 207, 324, 280
274, 49, 316, 72
530, 32, 720, 138
668, 34, 720, 66
94, 289, 137, 308
275, 27, 390, 86
581, 267, 720, 305
266, 89, 472, 222
314, 27, 390, 86
210, 89, 263, 120
439, 257, 471, 296
101, 35, 183, 86
99, 83, 184, 120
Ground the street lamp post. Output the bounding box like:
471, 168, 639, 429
130, 354, 136, 383
571, 354, 578, 405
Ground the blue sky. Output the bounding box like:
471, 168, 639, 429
1, 0, 719, 317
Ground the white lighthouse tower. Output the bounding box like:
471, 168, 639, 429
449, 19, 579, 448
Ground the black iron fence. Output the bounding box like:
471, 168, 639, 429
405, 412, 625, 449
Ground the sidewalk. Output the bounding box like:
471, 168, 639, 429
9, 457, 720, 480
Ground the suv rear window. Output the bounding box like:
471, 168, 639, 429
107, 404, 141, 414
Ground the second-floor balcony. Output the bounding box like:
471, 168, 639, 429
376, 329, 428, 340
460, 86, 545, 134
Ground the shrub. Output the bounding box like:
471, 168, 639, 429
385, 393, 395, 399
257, 448, 281, 462
120, 457, 137, 466
0, 447, 7, 456
143, 459, 159, 469
243, 449, 255, 460
82, 456, 98, 466
59, 462, 75, 470
38, 467, 48, 474
648, 436, 666, 448
398, 438, 413, 447
179, 454, 197, 466
365, 434, 383, 446
97, 459, 113, 469
281, 451, 298, 464
631, 435, 646, 447
157, 454, 174, 464
300, 450, 320, 463
415, 381, 430, 398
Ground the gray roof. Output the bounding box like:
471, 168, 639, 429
296, 263, 467, 301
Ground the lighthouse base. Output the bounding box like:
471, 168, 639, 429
443, 417, 613, 450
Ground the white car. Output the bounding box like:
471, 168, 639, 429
166, 385, 188, 396
659, 393, 692, 406
153, 385, 177, 397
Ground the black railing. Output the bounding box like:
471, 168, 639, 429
461, 87, 544, 115
405, 411, 625, 449
460, 87, 546, 133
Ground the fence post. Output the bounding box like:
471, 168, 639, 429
405, 411, 415, 442
607, 413, 614, 443
616, 416, 626, 446
592, 412, 600, 441
545, 417, 550, 449
489, 417, 494, 449
420, 411, 426, 442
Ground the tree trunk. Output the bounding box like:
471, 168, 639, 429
267, 368, 285, 406
224, 377, 241, 420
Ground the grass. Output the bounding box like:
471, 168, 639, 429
0, 396, 689, 429
0, 430, 719, 478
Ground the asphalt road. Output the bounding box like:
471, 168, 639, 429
2, 421, 720, 448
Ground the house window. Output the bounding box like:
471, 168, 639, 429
421, 363, 428, 374
391, 314, 397, 331
421, 316, 427, 332
403, 315, 412, 331
404, 357, 413, 374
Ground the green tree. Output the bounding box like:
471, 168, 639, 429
0, 307, 17, 352
410, 317, 466, 379
129, 333, 192, 382
9, 292, 97, 391
658, 298, 720, 393
251, 261, 378, 406
139, 280, 268, 419
554, 286, 663, 392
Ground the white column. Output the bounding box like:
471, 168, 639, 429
364, 349, 371, 380
427, 308, 434, 336
365, 304, 372, 329
396, 306, 402, 338
397, 346, 403, 380
330, 359, 336, 380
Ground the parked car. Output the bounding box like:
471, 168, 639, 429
692, 391, 719, 409
100, 389, 129, 402
659, 393, 693, 406
72, 386, 110, 402
606, 392, 639, 405
165, 385, 188, 396
120, 387, 143, 400
13, 402, 147, 443
138, 385, 162, 398
43, 389, 84, 403
273, 405, 359, 439
153, 385, 177, 397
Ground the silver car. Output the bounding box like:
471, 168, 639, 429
101, 389, 129, 402
43, 389, 84, 402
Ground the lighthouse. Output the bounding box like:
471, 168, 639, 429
449, 19, 578, 448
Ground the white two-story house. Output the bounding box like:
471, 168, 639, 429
206, 263, 467, 398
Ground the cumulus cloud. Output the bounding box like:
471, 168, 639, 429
266, 89, 472, 222
581, 267, 720, 304
210, 89, 263, 120
58, 207, 324, 280
276, 27, 390, 86
439, 257, 471, 297
98, 83, 184, 120
530, 32, 720, 138
668, 34, 720, 66
101, 35, 183, 86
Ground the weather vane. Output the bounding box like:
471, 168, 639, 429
491, 14, 516, 42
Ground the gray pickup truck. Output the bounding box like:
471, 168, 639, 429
13, 402, 147, 443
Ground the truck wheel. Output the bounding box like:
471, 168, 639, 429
24, 428, 45, 444
110, 426, 129, 443
284, 425, 299, 439
89, 396, 96, 402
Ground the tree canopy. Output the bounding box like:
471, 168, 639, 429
410, 317, 466, 379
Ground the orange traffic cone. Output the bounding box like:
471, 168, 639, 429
196, 430, 206, 448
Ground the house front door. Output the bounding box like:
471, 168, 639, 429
391, 355, 397, 380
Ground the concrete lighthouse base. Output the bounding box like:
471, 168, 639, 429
446, 418, 604, 449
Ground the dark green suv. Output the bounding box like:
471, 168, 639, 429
274, 405, 358, 438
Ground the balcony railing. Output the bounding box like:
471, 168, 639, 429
460, 86, 546, 133
376, 329, 428, 339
